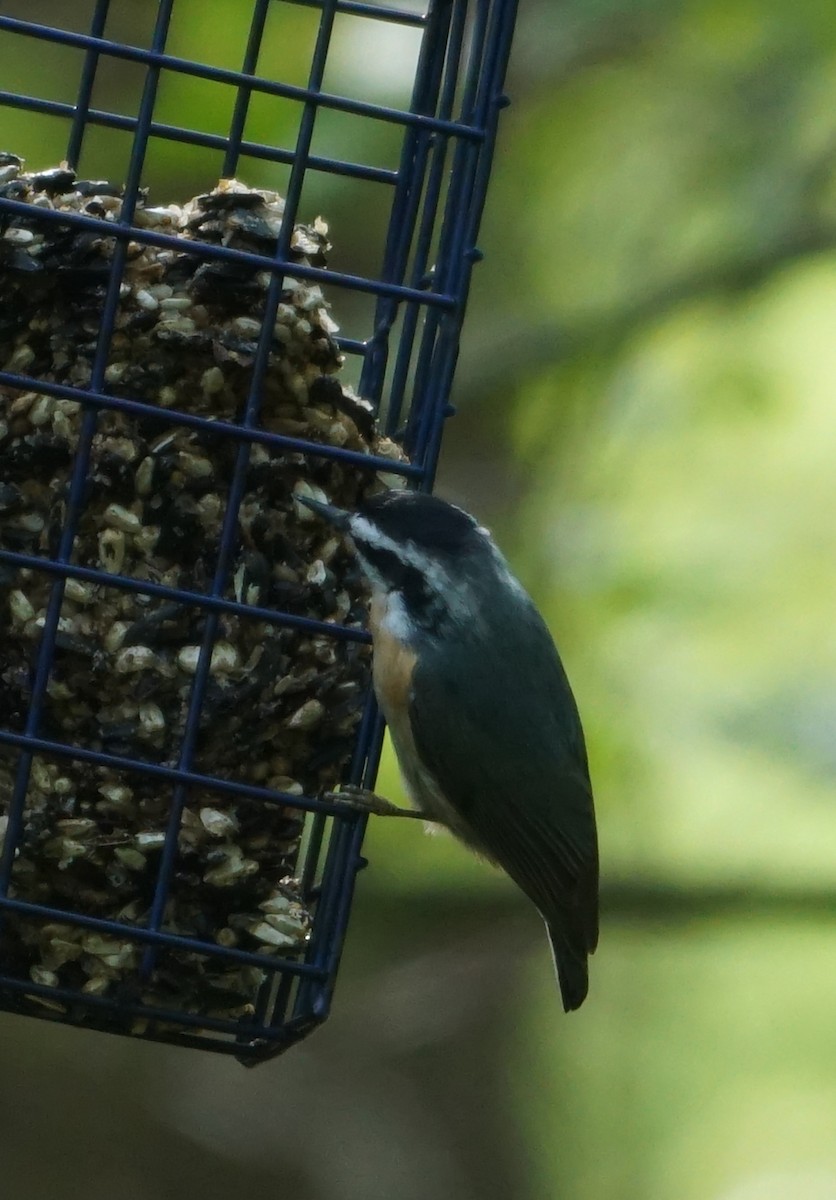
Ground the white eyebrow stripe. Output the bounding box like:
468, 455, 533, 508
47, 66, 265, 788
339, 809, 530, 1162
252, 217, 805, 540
348, 516, 400, 555
348, 515, 426, 573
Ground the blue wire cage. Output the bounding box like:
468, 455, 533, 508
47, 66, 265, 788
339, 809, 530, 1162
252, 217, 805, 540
0, 0, 518, 1062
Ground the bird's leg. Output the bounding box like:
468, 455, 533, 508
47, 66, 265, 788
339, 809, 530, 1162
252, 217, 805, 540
324, 784, 443, 823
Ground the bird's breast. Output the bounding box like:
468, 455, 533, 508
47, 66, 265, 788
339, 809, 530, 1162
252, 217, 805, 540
368, 592, 417, 740
368, 592, 482, 844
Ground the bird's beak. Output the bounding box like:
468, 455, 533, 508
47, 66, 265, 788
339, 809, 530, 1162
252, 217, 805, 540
295, 494, 351, 530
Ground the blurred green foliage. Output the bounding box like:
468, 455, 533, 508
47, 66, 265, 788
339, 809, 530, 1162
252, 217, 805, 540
1, 1, 836, 1198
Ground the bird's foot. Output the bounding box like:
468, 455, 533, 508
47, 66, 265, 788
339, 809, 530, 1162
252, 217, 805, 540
324, 785, 429, 821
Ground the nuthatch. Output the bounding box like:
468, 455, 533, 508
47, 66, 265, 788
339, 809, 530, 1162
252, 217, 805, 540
299, 488, 599, 1010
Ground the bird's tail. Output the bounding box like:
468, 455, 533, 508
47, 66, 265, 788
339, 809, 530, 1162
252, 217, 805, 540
545, 921, 589, 1012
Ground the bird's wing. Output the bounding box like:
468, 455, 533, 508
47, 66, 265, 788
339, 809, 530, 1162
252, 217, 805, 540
407, 616, 599, 966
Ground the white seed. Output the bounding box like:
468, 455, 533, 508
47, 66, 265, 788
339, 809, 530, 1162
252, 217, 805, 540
98, 528, 125, 574
134, 831, 166, 852
44, 838, 86, 868
177, 642, 240, 675
232, 316, 261, 338
134, 288, 159, 311
114, 645, 156, 674
196, 494, 222, 524
199, 807, 240, 838
17, 512, 44, 533
292, 480, 329, 522
101, 436, 139, 463
8, 590, 34, 622
318, 309, 339, 335
211, 642, 240, 673
29, 395, 54, 426
56, 818, 96, 837
104, 362, 128, 384
40, 936, 83, 970
82, 976, 111, 996
104, 621, 130, 653
97, 783, 133, 809
159, 296, 192, 311
287, 698, 325, 731
135, 205, 180, 228
327, 420, 350, 446
52, 410, 73, 440
296, 285, 324, 312
201, 366, 224, 394
64, 578, 94, 604
34, 615, 72, 633
103, 503, 142, 533
177, 646, 201, 674
177, 452, 212, 479
133, 525, 160, 556
268, 775, 304, 795
31, 759, 54, 793
46, 680, 73, 699
3, 227, 34, 245
29, 965, 59, 988
261, 910, 308, 940
248, 921, 297, 949
114, 846, 146, 872
203, 846, 258, 887
306, 559, 327, 587
139, 702, 165, 733
135, 456, 154, 496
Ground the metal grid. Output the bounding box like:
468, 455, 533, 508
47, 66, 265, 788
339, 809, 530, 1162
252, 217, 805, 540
0, 0, 518, 1062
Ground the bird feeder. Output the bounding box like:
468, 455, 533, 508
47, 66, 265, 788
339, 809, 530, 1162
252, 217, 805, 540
0, 0, 518, 1063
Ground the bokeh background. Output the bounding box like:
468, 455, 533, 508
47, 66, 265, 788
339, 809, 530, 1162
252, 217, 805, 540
2, 1, 836, 1197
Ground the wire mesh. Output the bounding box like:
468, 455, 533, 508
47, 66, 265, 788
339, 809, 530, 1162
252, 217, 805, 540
0, 0, 518, 1062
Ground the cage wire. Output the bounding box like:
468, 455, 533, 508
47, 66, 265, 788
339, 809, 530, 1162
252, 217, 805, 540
0, 0, 518, 1063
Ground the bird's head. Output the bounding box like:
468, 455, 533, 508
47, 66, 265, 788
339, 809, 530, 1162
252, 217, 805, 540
297, 488, 502, 636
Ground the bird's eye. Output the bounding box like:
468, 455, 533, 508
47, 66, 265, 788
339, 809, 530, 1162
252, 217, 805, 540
356, 544, 432, 612
356, 543, 402, 581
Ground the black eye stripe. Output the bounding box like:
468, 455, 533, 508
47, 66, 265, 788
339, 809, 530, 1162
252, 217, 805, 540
401, 563, 430, 610
356, 542, 401, 577
356, 542, 431, 609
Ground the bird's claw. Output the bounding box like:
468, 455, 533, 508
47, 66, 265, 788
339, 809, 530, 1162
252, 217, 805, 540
323, 786, 427, 820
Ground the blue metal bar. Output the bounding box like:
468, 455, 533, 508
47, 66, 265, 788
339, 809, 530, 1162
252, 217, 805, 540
0, 547, 372, 644
0, 1, 178, 900
0, 197, 455, 307
223, 0, 271, 178
0, 971, 307, 1041
0, 728, 363, 819
65, 0, 111, 168
0, 18, 483, 140
405, 0, 490, 461
283, 0, 427, 25
0, 91, 398, 185
412, 0, 518, 475
385, 0, 467, 436
0, 368, 422, 475
0, 894, 326, 977
139, 0, 343, 979
359, 0, 453, 410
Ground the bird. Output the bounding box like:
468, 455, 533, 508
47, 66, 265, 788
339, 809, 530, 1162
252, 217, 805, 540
297, 487, 598, 1010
